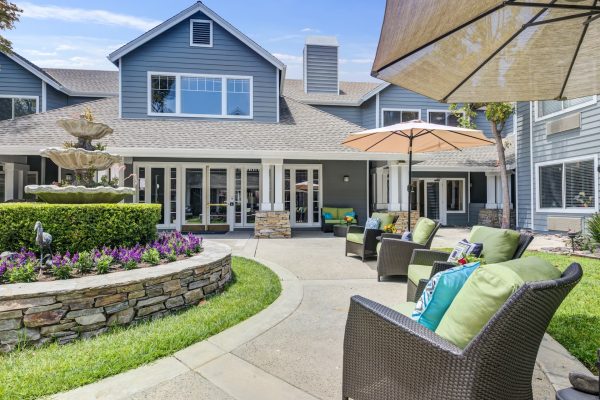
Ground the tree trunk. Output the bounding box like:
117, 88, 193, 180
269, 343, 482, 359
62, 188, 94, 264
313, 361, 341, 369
491, 123, 511, 229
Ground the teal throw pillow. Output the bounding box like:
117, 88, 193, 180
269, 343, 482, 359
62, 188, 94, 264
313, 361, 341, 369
323, 212, 333, 220
344, 211, 356, 218
412, 261, 480, 331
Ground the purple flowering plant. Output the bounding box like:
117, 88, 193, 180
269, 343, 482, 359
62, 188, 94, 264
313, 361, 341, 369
0, 232, 203, 284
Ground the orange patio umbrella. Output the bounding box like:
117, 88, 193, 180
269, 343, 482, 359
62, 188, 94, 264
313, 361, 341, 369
343, 120, 493, 230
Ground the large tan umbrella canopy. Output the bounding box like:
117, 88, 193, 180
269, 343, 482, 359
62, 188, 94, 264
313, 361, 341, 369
343, 120, 492, 230
372, 0, 600, 102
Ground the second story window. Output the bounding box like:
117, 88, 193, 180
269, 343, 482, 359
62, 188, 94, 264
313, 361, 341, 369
382, 109, 419, 127
0, 96, 38, 121
148, 73, 253, 118
536, 96, 596, 120
428, 110, 459, 127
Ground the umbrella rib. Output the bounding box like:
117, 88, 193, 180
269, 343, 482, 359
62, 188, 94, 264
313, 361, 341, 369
373, 3, 506, 75
559, 0, 598, 99
446, 130, 495, 144
585, 12, 600, 24
441, 2, 555, 103
342, 131, 380, 144
527, 11, 600, 27
428, 132, 463, 152
363, 131, 397, 152
506, 1, 600, 11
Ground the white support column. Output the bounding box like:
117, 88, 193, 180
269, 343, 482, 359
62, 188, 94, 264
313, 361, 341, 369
4, 163, 15, 201
485, 172, 499, 209
399, 165, 410, 211
273, 163, 284, 211
388, 161, 401, 211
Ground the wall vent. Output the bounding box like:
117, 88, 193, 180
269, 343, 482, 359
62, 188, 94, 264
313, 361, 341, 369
546, 112, 580, 136
547, 216, 583, 232
190, 20, 212, 47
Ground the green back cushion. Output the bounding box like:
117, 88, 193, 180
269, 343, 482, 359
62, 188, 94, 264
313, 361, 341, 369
372, 212, 394, 228
435, 257, 561, 348
468, 225, 521, 263
322, 207, 338, 219
412, 218, 436, 245
346, 232, 364, 244
338, 208, 354, 218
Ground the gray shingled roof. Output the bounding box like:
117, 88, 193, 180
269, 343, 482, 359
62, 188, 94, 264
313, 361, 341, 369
283, 79, 383, 105
0, 96, 390, 159
43, 68, 119, 96
415, 136, 515, 170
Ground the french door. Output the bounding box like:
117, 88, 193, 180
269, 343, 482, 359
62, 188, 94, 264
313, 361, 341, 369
136, 165, 178, 229
182, 166, 229, 230
284, 166, 321, 227
234, 167, 260, 227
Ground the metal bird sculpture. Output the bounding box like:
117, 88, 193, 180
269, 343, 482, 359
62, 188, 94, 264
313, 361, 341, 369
33, 221, 52, 277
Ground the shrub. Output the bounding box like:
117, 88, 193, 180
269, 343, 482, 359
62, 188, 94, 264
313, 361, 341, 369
0, 203, 161, 253
95, 255, 113, 274
74, 251, 94, 274
6, 260, 37, 283
587, 213, 600, 244
141, 248, 160, 265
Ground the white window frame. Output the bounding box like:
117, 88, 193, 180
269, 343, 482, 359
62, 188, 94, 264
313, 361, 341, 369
444, 178, 467, 214
0, 95, 40, 120
535, 155, 599, 213
380, 108, 421, 127
189, 19, 213, 48
147, 71, 253, 119
426, 108, 463, 126
534, 96, 597, 122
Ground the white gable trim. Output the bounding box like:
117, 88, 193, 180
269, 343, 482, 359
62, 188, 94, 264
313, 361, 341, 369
107, 2, 285, 72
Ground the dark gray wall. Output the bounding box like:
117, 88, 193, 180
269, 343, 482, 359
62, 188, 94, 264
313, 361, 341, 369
304, 44, 338, 93
470, 172, 487, 203
120, 10, 278, 122
321, 160, 368, 223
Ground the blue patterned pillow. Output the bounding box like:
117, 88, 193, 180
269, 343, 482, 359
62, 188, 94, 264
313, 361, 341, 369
364, 217, 381, 230
412, 261, 480, 331
323, 212, 333, 220
401, 231, 413, 241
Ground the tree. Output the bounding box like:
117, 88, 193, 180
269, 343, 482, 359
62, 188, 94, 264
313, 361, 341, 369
450, 102, 515, 229
0, 0, 22, 54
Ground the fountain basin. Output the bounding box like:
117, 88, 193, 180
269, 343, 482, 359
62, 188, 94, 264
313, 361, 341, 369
41, 147, 122, 171
57, 118, 113, 141
24, 185, 135, 204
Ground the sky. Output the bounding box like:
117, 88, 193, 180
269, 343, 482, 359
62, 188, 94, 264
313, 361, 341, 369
4, 0, 386, 82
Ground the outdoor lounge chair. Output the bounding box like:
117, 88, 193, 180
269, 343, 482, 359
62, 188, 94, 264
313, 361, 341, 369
345, 212, 394, 261
406, 227, 534, 302
342, 263, 583, 400
375, 218, 441, 281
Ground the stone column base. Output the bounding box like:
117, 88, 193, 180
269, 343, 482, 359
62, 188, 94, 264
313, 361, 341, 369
254, 211, 291, 238
388, 211, 421, 232
478, 209, 516, 229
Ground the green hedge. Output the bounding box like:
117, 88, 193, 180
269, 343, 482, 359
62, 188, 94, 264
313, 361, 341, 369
0, 203, 161, 253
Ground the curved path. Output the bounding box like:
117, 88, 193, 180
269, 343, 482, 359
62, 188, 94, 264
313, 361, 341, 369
54, 230, 575, 400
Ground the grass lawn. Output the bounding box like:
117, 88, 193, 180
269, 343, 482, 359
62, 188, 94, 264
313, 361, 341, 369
0, 256, 281, 400
528, 251, 600, 373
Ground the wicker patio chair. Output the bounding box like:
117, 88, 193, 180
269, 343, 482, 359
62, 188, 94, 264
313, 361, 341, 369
343, 263, 583, 400
345, 225, 382, 261
407, 232, 534, 302
375, 221, 441, 281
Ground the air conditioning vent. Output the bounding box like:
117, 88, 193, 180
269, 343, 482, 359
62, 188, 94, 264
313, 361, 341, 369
546, 112, 580, 136
547, 216, 583, 232
190, 20, 212, 47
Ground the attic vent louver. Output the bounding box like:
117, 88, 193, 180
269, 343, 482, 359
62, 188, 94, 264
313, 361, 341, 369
190, 20, 212, 47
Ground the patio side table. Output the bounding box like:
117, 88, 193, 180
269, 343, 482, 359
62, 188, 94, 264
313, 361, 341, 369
333, 224, 349, 237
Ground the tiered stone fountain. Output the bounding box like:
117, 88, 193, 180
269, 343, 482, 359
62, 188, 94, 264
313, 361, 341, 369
25, 111, 135, 203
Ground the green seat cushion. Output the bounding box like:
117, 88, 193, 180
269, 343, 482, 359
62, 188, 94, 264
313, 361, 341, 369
325, 219, 342, 224
412, 218, 436, 245
376, 242, 382, 255
435, 256, 561, 349
392, 301, 416, 317
322, 207, 339, 219
468, 225, 520, 263
346, 232, 364, 244
407, 264, 433, 285
371, 212, 394, 228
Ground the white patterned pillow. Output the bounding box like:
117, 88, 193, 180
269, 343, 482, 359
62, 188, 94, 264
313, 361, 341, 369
447, 239, 483, 263
364, 217, 381, 230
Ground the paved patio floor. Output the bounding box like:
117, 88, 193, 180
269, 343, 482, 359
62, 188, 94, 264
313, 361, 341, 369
56, 228, 567, 400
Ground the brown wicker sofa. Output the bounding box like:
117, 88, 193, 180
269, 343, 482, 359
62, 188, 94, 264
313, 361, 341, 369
343, 263, 582, 400
406, 230, 534, 302
375, 219, 441, 281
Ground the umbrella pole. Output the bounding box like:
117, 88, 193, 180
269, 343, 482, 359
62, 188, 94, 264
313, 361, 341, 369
407, 135, 413, 232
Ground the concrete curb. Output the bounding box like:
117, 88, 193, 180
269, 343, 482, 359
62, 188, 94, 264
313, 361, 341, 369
52, 250, 311, 400
537, 334, 593, 392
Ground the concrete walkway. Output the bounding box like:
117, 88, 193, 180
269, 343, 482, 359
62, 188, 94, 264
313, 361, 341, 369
54, 229, 578, 400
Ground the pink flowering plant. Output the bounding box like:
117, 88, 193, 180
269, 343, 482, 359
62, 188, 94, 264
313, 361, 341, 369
0, 232, 203, 284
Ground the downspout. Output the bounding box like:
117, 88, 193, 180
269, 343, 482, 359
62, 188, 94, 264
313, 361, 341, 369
529, 101, 535, 231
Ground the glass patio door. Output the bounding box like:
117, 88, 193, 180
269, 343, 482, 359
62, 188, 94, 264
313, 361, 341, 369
234, 167, 260, 227
284, 167, 321, 227
137, 165, 178, 229
208, 168, 228, 225
184, 168, 204, 226
424, 180, 446, 225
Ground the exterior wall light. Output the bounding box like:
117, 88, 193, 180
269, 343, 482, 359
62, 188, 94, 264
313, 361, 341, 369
343, 175, 350, 183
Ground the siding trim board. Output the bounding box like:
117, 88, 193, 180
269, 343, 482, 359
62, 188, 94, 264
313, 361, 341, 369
534, 154, 599, 214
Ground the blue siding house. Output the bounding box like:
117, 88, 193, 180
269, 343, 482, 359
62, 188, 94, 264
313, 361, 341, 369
0, 2, 512, 231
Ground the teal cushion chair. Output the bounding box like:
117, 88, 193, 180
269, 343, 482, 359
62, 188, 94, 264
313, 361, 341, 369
321, 207, 357, 232
376, 217, 441, 281
345, 212, 394, 261
406, 226, 534, 302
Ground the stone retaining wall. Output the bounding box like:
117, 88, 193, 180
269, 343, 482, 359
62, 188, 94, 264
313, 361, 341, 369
0, 241, 231, 352
255, 211, 291, 238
